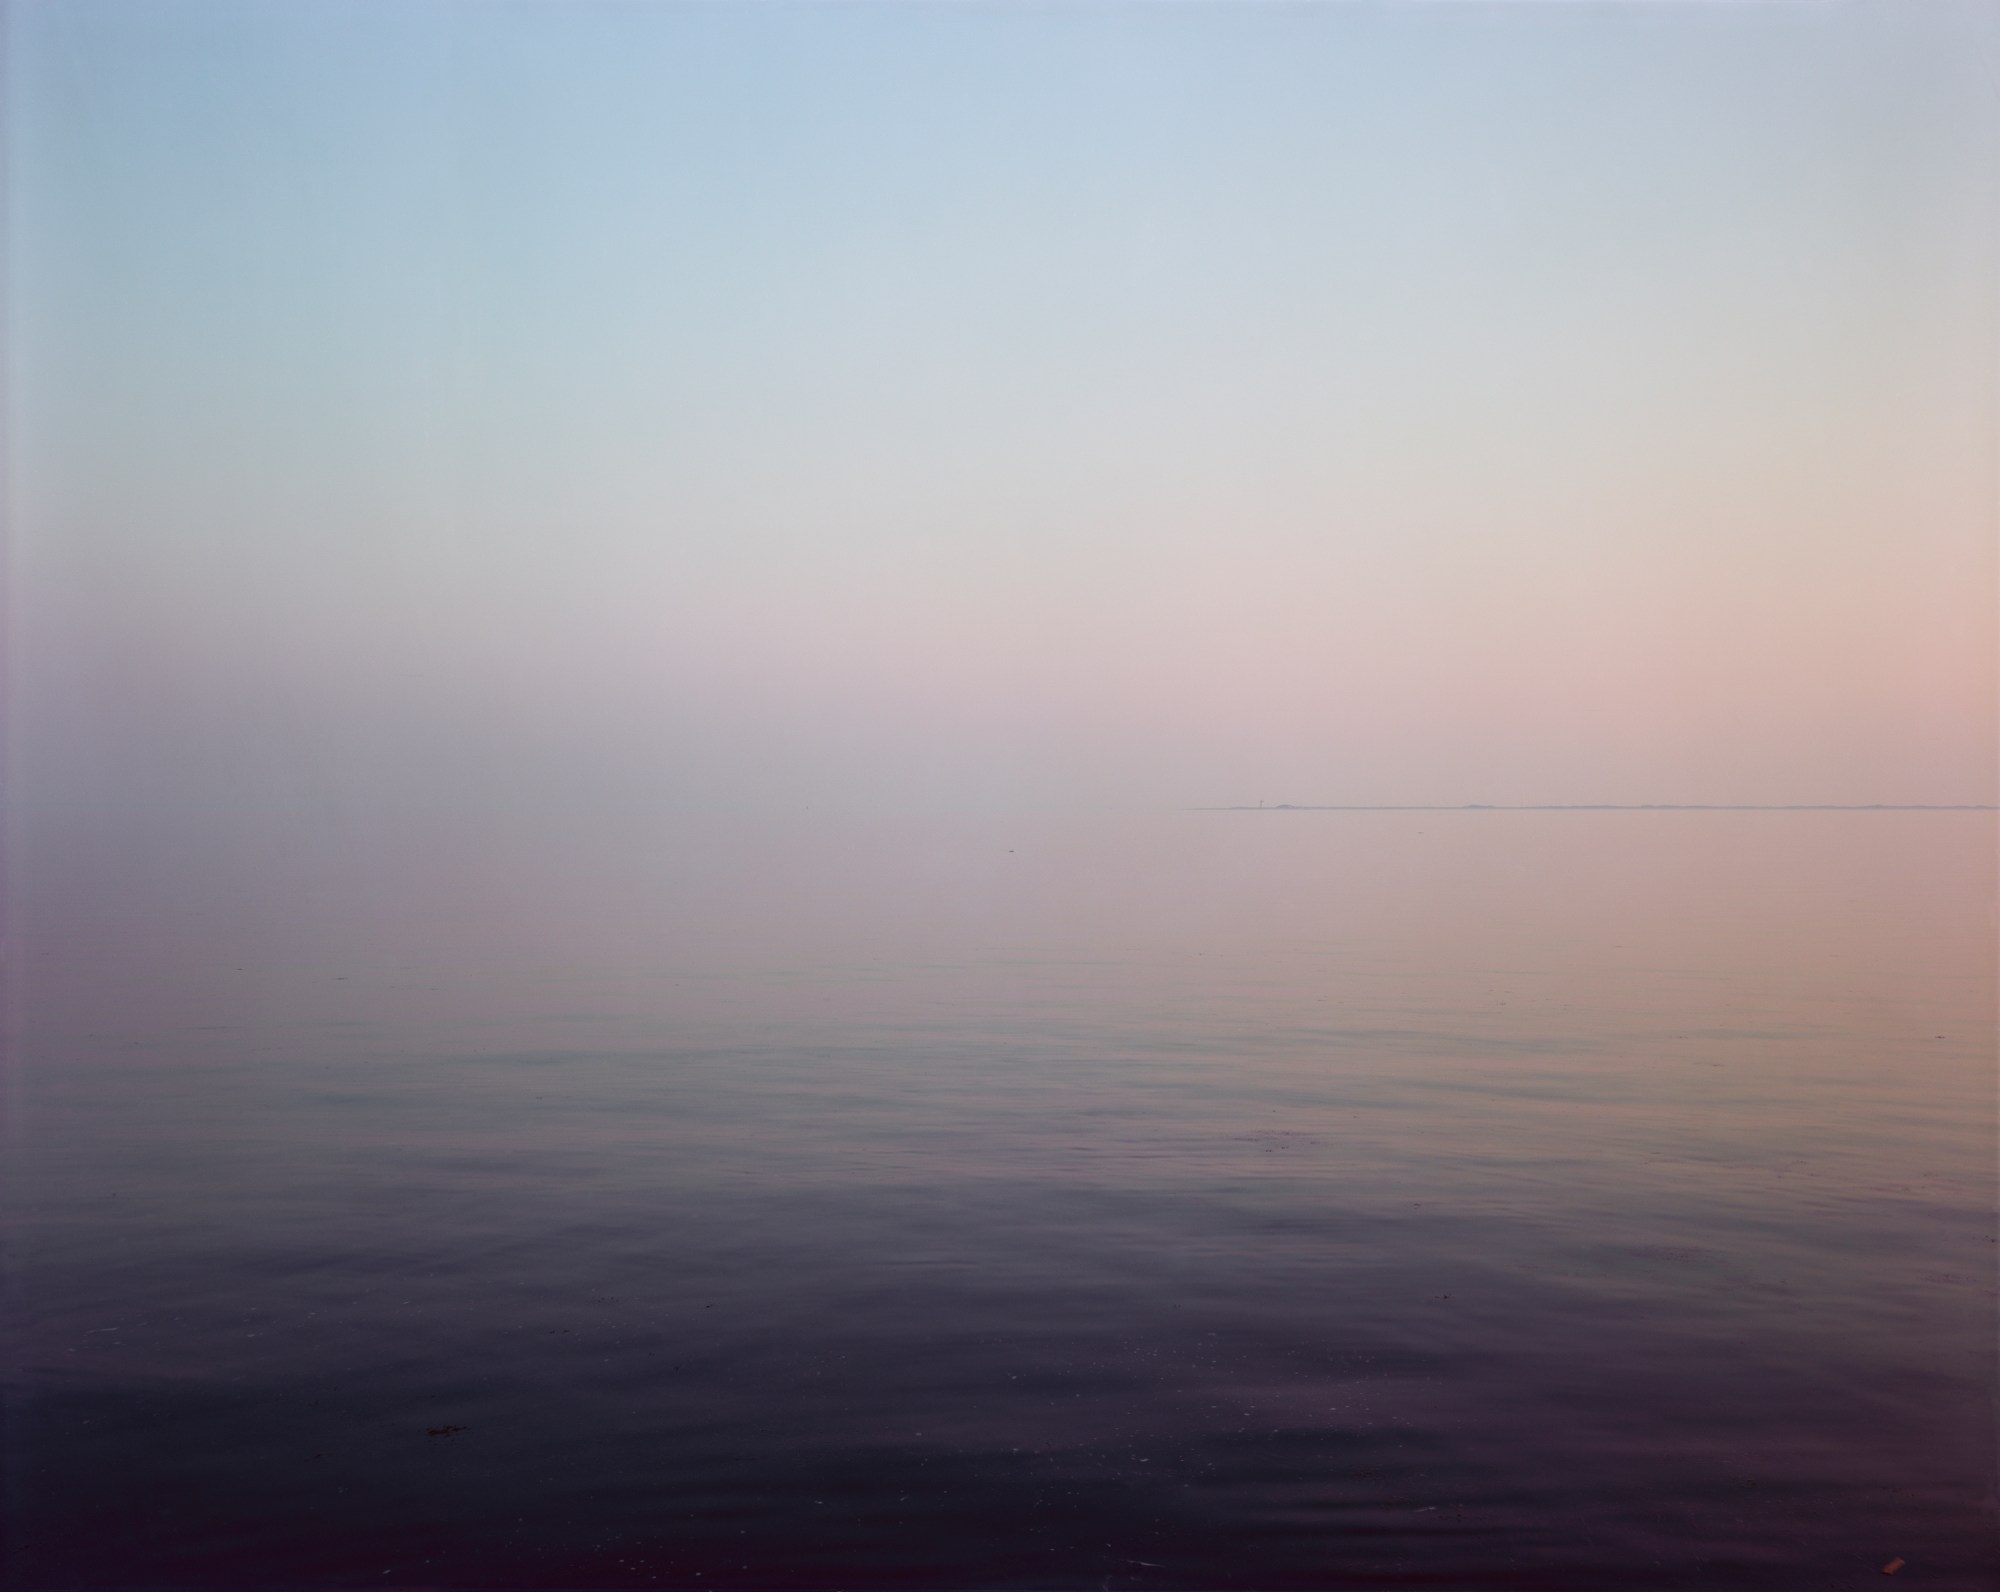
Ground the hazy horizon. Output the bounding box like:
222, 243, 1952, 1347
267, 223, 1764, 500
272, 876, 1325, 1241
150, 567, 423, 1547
7, 0, 1997, 834
7, 8, 1997, 1587
1209, 801, 2000, 809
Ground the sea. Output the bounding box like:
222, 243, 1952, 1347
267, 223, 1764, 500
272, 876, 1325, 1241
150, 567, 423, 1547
5, 808, 1995, 1589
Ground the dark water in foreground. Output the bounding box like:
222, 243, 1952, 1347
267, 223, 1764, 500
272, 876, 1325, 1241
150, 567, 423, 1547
6, 811, 1995, 1590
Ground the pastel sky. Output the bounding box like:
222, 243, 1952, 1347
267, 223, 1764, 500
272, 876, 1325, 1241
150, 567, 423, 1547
7, 0, 1995, 816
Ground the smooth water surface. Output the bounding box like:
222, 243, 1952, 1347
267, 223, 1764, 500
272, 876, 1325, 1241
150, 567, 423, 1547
6, 811, 1995, 1588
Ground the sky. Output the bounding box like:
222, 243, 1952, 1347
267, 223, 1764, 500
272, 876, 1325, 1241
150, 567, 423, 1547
6, 0, 1996, 821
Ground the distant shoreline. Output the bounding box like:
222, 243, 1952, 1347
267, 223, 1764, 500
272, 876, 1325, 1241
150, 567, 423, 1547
1204, 804, 1998, 812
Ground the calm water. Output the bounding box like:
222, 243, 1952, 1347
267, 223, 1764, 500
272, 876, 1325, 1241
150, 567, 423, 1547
6, 811, 1995, 1589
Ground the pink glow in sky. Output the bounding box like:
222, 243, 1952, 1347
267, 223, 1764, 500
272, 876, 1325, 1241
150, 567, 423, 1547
7, 0, 1995, 818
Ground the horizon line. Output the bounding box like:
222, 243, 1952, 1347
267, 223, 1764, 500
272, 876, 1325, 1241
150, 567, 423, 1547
1201, 803, 2000, 812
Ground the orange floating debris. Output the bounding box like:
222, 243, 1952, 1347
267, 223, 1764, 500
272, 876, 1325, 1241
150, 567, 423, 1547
1882, 1559, 1906, 1576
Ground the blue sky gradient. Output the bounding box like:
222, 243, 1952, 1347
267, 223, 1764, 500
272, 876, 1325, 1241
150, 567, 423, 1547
7, 0, 1995, 820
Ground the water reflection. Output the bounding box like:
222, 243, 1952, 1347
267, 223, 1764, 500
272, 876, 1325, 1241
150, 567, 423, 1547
9, 812, 1995, 1588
